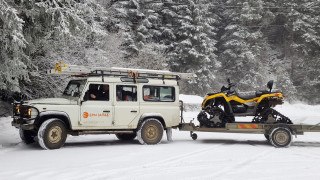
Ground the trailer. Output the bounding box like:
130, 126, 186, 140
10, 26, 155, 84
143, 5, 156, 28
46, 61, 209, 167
178, 120, 320, 148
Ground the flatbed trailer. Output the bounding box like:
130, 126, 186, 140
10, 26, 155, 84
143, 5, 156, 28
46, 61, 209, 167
178, 121, 320, 147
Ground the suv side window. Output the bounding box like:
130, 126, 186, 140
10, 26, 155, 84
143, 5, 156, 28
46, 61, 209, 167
143, 86, 175, 102
116, 85, 137, 101
84, 84, 109, 101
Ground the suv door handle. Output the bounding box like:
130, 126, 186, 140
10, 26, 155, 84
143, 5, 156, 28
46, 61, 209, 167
103, 110, 110, 113
131, 110, 137, 113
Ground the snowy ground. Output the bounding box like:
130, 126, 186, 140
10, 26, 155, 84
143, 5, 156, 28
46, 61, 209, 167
1, 96, 320, 180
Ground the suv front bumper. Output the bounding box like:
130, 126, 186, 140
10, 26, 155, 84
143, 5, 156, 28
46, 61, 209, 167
12, 118, 35, 130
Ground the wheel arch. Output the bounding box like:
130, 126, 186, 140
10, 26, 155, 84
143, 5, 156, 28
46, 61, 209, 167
203, 96, 233, 114
267, 124, 294, 136
34, 111, 72, 131
137, 113, 166, 129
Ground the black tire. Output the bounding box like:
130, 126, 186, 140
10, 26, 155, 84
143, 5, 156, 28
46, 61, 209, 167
269, 127, 292, 148
191, 133, 198, 140
137, 118, 163, 145
116, 133, 137, 141
38, 119, 67, 150
19, 129, 36, 144
264, 134, 270, 141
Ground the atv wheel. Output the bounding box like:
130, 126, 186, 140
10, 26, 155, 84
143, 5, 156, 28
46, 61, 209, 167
116, 133, 136, 141
38, 119, 67, 150
137, 119, 163, 145
253, 108, 293, 124
269, 127, 292, 148
197, 107, 227, 128
19, 129, 36, 144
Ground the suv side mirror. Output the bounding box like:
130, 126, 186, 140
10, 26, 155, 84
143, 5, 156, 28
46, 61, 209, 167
267, 80, 274, 92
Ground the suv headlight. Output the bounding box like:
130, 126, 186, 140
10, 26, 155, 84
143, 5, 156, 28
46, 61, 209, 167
20, 106, 39, 119
13, 105, 20, 116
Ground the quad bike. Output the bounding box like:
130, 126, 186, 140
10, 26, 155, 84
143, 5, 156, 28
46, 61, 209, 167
197, 79, 292, 128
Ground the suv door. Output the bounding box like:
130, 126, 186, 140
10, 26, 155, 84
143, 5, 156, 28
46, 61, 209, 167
80, 83, 114, 128
114, 84, 139, 128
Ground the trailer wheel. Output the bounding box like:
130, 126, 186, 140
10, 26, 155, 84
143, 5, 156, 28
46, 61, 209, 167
38, 119, 67, 150
137, 118, 163, 145
116, 133, 136, 141
270, 127, 292, 148
19, 129, 36, 144
191, 133, 198, 140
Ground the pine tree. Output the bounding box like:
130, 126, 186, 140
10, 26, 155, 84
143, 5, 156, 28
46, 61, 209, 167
162, 0, 220, 94
0, 0, 109, 99
284, 0, 320, 102
0, 0, 32, 93
219, 0, 274, 91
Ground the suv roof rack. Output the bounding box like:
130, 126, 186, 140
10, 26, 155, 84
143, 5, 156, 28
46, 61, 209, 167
47, 62, 196, 80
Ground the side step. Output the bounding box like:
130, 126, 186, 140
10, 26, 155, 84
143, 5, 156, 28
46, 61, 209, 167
69, 130, 135, 136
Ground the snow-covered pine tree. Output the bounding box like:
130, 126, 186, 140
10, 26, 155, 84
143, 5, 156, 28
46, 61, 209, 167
113, 0, 145, 58
0, 0, 33, 94
129, 1, 170, 70
1, 0, 108, 99
284, 0, 320, 102
219, 0, 272, 91
164, 0, 220, 94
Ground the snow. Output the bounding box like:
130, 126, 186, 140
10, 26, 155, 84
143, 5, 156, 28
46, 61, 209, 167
179, 94, 203, 104
1, 96, 320, 179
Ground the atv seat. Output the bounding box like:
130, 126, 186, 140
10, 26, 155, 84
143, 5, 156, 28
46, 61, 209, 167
237, 92, 257, 100
255, 90, 270, 97
256, 89, 282, 97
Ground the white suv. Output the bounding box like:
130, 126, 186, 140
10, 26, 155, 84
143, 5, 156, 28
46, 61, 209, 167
12, 65, 193, 150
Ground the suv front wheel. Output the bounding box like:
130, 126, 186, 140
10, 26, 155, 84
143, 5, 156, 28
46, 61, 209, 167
137, 118, 163, 145
37, 119, 67, 150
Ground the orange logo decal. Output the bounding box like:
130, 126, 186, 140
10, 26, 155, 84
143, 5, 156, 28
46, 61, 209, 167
83, 112, 89, 118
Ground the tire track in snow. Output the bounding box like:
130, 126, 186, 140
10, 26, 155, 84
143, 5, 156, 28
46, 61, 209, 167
192, 148, 275, 180
83, 140, 254, 180
74, 142, 230, 180
291, 147, 320, 159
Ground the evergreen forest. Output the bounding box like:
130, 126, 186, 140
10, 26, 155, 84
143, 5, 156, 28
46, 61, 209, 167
1, 0, 320, 104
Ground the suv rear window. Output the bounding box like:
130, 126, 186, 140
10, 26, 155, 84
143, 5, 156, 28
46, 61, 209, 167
143, 86, 175, 102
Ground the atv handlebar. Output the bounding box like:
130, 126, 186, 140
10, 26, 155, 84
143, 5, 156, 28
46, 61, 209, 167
221, 80, 236, 95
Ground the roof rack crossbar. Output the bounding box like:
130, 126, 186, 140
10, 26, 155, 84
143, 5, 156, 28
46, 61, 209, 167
47, 62, 196, 80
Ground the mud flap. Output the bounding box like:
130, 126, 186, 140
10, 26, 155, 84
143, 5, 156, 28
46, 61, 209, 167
166, 127, 173, 142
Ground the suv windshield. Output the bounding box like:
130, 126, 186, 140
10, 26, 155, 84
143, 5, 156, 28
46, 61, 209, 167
63, 80, 86, 97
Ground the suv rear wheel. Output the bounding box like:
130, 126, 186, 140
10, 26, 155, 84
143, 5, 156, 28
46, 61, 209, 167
137, 118, 163, 145
38, 119, 67, 150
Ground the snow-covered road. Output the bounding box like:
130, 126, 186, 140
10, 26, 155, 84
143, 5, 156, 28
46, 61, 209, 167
1, 100, 320, 180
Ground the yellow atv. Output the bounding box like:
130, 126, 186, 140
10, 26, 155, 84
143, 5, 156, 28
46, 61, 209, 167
198, 79, 292, 128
